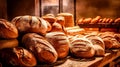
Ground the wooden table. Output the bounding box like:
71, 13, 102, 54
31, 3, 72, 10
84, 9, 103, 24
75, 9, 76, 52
55, 49, 120, 67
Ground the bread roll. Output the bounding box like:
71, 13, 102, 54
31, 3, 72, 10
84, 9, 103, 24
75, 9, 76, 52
42, 14, 56, 25
57, 13, 74, 27
114, 18, 120, 23
0, 39, 18, 49
22, 33, 58, 63
0, 19, 18, 39
83, 18, 92, 24
90, 16, 101, 24
77, 18, 84, 24
51, 22, 63, 32
85, 35, 105, 56
70, 38, 95, 58
45, 32, 70, 59
56, 16, 65, 26
0, 47, 37, 67
11, 15, 48, 35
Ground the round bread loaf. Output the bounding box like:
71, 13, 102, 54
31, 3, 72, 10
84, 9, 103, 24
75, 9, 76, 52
0, 39, 18, 49
0, 19, 18, 39
70, 38, 95, 58
85, 35, 105, 56
56, 16, 65, 26
45, 32, 70, 59
57, 13, 74, 27
22, 33, 58, 63
51, 22, 63, 32
42, 14, 56, 25
11, 15, 49, 35
0, 47, 37, 67
99, 32, 120, 49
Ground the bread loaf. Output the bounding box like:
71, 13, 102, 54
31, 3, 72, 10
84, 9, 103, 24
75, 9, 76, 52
70, 38, 95, 58
51, 22, 63, 32
98, 32, 120, 49
22, 33, 58, 63
57, 13, 74, 27
0, 39, 18, 49
56, 16, 65, 26
0, 47, 37, 67
45, 32, 70, 59
90, 16, 101, 24
11, 15, 49, 35
0, 19, 18, 39
85, 35, 105, 56
42, 14, 56, 25
114, 18, 120, 23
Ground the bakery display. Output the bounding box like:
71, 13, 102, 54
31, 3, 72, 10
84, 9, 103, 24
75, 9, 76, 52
0, 19, 18, 39
70, 38, 95, 58
0, 47, 37, 67
22, 33, 58, 63
11, 15, 49, 35
45, 32, 70, 59
0, 13, 120, 66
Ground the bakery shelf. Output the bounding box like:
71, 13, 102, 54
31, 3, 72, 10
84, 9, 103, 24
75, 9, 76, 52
78, 23, 120, 28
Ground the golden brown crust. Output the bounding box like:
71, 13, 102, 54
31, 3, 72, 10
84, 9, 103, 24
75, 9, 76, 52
114, 18, 120, 23
45, 32, 70, 59
77, 18, 84, 24
11, 15, 48, 35
0, 19, 18, 39
0, 47, 37, 66
84, 35, 105, 56
57, 13, 74, 27
98, 32, 120, 49
42, 14, 56, 25
83, 18, 92, 24
0, 39, 18, 49
56, 16, 65, 26
70, 38, 95, 58
51, 22, 63, 32
90, 16, 101, 24
22, 33, 58, 63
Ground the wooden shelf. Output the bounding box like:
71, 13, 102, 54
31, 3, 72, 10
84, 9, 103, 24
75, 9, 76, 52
55, 48, 120, 67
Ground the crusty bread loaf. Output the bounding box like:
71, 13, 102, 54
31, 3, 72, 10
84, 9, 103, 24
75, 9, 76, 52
22, 33, 58, 63
11, 15, 49, 35
56, 16, 65, 26
84, 35, 105, 49
45, 32, 70, 59
0, 39, 18, 49
57, 13, 74, 27
70, 38, 95, 58
0, 47, 37, 67
85, 35, 105, 56
42, 14, 56, 25
98, 32, 120, 49
51, 22, 63, 32
0, 19, 18, 39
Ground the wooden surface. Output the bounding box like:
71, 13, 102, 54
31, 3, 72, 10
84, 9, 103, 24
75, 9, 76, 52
55, 49, 120, 67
